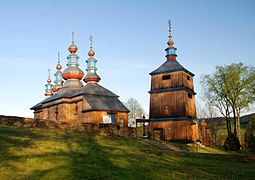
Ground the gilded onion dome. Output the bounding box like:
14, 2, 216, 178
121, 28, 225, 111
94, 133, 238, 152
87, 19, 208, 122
165, 20, 177, 60
53, 52, 64, 92
62, 32, 84, 88
83, 35, 101, 83
45, 69, 53, 96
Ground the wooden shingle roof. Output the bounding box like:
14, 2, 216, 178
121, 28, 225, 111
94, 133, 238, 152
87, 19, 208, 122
31, 83, 129, 113
150, 60, 194, 76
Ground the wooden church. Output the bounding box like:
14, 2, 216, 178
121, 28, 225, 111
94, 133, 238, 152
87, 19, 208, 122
31, 34, 129, 127
149, 21, 199, 141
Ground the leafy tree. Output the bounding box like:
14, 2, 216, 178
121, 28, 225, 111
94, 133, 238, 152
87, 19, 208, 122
124, 98, 146, 125
201, 63, 255, 142
201, 67, 232, 136
223, 63, 255, 140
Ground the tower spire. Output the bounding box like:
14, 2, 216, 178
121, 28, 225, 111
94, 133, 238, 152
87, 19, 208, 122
45, 69, 53, 96
165, 20, 177, 60
53, 52, 64, 92
84, 35, 101, 83
62, 32, 84, 88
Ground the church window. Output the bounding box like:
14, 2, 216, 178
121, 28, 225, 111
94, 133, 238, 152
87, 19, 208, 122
162, 75, 171, 80
47, 108, 50, 119
187, 75, 190, 81
55, 106, 58, 120
74, 103, 78, 115
188, 93, 192, 98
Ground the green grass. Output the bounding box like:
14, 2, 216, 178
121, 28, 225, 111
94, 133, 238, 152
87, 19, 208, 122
0, 125, 255, 180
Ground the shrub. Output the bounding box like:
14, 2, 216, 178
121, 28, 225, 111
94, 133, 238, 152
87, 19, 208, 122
244, 115, 255, 151
247, 136, 255, 152
223, 133, 240, 151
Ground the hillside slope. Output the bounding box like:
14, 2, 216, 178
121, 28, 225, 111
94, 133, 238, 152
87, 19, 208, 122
0, 125, 255, 180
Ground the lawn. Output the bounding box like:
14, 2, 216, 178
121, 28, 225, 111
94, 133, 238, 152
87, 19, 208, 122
0, 125, 255, 180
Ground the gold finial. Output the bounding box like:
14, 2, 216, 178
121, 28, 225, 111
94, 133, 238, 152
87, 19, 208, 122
72, 31, 74, 44
89, 35, 93, 50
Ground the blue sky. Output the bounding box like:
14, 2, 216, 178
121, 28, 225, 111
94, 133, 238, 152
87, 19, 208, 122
0, 0, 254, 117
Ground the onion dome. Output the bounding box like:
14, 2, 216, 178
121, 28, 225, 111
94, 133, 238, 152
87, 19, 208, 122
45, 69, 53, 96
165, 20, 177, 61
53, 52, 64, 92
62, 32, 84, 88
83, 35, 101, 84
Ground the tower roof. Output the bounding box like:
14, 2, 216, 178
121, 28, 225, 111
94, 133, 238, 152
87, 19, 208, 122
150, 20, 194, 76
150, 59, 194, 76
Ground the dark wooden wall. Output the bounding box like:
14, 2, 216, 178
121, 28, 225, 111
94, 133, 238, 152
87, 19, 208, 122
149, 91, 196, 119
150, 120, 199, 141
151, 71, 194, 91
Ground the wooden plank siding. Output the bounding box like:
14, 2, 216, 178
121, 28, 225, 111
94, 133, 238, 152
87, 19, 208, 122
151, 71, 194, 91
150, 120, 199, 141
149, 91, 196, 119
83, 111, 128, 127
35, 104, 129, 127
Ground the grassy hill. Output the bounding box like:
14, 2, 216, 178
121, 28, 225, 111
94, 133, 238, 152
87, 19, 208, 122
0, 125, 255, 180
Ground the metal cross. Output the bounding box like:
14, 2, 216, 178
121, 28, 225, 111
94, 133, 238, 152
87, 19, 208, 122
168, 20, 172, 36
72, 31, 74, 43
48, 69, 51, 79
89, 35, 93, 49
57, 52, 60, 64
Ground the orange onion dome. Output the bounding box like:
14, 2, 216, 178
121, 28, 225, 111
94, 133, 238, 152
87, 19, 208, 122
56, 63, 62, 70
167, 40, 174, 47
68, 44, 78, 53
88, 49, 95, 57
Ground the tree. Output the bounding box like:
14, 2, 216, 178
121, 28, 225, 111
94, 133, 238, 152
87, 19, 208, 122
201, 68, 232, 136
124, 98, 146, 126
201, 63, 255, 142
223, 63, 255, 140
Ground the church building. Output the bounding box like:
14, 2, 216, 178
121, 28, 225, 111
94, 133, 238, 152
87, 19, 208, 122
31, 34, 129, 127
149, 22, 199, 141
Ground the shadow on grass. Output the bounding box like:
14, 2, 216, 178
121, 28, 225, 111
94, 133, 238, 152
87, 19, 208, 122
1, 125, 255, 179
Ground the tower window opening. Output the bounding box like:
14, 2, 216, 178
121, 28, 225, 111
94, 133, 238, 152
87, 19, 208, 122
74, 103, 78, 115
55, 106, 58, 120
188, 93, 192, 98
162, 75, 171, 80
187, 76, 190, 81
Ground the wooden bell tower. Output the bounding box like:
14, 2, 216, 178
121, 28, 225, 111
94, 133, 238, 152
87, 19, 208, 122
149, 21, 198, 141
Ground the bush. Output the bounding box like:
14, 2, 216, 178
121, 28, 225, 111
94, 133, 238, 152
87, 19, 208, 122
223, 133, 240, 151
244, 116, 255, 151
247, 136, 255, 152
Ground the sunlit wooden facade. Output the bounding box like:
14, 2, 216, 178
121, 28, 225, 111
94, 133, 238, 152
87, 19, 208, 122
149, 22, 198, 141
